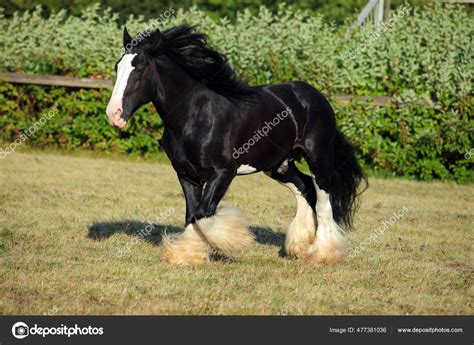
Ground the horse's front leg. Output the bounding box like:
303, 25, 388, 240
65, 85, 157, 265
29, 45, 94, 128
194, 169, 234, 220
162, 175, 210, 266
194, 169, 255, 256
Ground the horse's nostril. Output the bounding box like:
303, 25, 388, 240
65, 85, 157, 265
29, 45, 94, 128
114, 109, 123, 118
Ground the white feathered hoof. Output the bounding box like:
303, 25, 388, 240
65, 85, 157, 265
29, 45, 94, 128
285, 234, 315, 259
306, 227, 346, 264
196, 207, 255, 256
162, 224, 210, 266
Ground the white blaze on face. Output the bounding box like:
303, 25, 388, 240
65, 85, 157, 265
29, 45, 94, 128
106, 53, 137, 128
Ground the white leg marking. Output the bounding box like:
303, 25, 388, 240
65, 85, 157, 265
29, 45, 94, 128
276, 159, 289, 174
236, 164, 257, 175
307, 181, 346, 263
284, 183, 316, 258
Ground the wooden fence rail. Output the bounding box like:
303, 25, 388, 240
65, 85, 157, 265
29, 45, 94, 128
1, 71, 400, 106
0, 72, 112, 89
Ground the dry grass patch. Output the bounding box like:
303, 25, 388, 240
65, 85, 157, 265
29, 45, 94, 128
0, 152, 472, 315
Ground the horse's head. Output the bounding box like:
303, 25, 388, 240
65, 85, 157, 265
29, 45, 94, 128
106, 27, 160, 129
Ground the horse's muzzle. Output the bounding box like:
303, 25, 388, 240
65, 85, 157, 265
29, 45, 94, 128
106, 102, 127, 129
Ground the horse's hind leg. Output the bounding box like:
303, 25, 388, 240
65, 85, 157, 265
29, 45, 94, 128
162, 176, 210, 266
267, 160, 317, 258
302, 124, 346, 263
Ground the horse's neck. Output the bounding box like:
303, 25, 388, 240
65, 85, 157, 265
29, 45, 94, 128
152, 59, 202, 131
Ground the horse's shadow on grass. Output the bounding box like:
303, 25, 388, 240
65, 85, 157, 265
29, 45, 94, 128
88, 220, 286, 255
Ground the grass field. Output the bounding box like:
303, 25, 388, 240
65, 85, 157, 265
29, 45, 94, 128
0, 152, 472, 315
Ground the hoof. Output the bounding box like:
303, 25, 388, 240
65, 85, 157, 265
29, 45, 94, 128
285, 235, 315, 259
306, 231, 346, 264
196, 207, 255, 255
162, 224, 210, 266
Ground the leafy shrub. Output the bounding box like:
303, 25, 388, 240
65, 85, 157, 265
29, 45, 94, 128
0, 83, 163, 158
334, 102, 473, 183
0, 4, 472, 182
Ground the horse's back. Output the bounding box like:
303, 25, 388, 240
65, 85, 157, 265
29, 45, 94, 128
251, 80, 334, 140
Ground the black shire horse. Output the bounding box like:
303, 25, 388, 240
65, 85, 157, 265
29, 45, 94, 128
106, 26, 366, 266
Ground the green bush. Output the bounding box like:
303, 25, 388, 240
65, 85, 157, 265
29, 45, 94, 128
334, 102, 473, 183
0, 4, 472, 182
0, 83, 162, 158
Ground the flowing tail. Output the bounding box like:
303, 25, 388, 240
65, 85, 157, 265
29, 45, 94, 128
330, 129, 368, 229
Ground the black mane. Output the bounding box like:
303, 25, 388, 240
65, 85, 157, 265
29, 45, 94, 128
137, 25, 257, 101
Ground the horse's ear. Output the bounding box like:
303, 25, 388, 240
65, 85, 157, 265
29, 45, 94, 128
148, 29, 162, 53
123, 27, 132, 48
